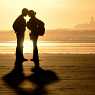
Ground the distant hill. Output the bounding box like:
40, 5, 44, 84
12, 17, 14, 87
75, 16, 95, 30
0, 29, 95, 42
43, 29, 95, 42
0, 31, 15, 41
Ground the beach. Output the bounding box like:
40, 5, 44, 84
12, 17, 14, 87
0, 53, 95, 95
0, 0, 95, 94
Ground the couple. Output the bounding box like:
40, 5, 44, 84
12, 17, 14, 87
13, 8, 44, 70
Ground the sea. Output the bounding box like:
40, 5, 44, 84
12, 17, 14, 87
0, 40, 95, 54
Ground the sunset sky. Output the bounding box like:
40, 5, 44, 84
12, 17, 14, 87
0, 0, 95, 30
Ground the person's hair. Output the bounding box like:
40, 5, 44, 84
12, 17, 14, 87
28, 10, 36, 17
22, 8, 28, 16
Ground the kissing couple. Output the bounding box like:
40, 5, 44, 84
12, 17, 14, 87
13, 8, 45, 70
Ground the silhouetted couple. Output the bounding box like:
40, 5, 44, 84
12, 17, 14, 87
13, 8, 45, 70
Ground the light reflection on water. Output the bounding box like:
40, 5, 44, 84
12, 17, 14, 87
0, 41, 95, 54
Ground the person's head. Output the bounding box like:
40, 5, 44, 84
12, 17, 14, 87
28, 10, 36, 18
22, 8, 28, 16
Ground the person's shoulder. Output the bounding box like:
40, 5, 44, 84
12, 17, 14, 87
15, 15, 22, 22
36, 18, 44, 24
17, 15, 22, 19
36, 18, 41, 22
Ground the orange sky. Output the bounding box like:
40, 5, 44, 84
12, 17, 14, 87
0, 0, 95, 30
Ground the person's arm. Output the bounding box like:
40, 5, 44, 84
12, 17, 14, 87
27, 20, 32, 30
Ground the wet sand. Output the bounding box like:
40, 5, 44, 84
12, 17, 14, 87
0, 53, 95, 95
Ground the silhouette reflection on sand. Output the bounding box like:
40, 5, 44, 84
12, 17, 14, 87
2, 59, 59, 95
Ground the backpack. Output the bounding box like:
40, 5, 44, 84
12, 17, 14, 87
13, 20, 18, 32
13, 16, 26, 32
36, 19, 45, 36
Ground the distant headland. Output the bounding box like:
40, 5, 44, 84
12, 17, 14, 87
75, 16, 95, 30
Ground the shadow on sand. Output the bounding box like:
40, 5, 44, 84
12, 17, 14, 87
2, 59, 59, 95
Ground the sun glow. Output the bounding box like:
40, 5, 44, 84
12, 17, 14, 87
1, 40, 95, 54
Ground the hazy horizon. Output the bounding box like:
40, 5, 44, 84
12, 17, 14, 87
0, 29, 95, 43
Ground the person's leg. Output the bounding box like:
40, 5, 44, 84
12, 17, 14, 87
33, 38, 39, 68
16, 32, 25, 60
14, 58, 23, 73
15, 33, 24, 73
16, 33, 21, 60
20, 32, 24, 59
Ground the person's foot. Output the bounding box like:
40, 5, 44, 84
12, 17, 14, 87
30, 59, 34, 61
30, 59, 41, 61
31, 66, 41, 72
22, 58, 28, 61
